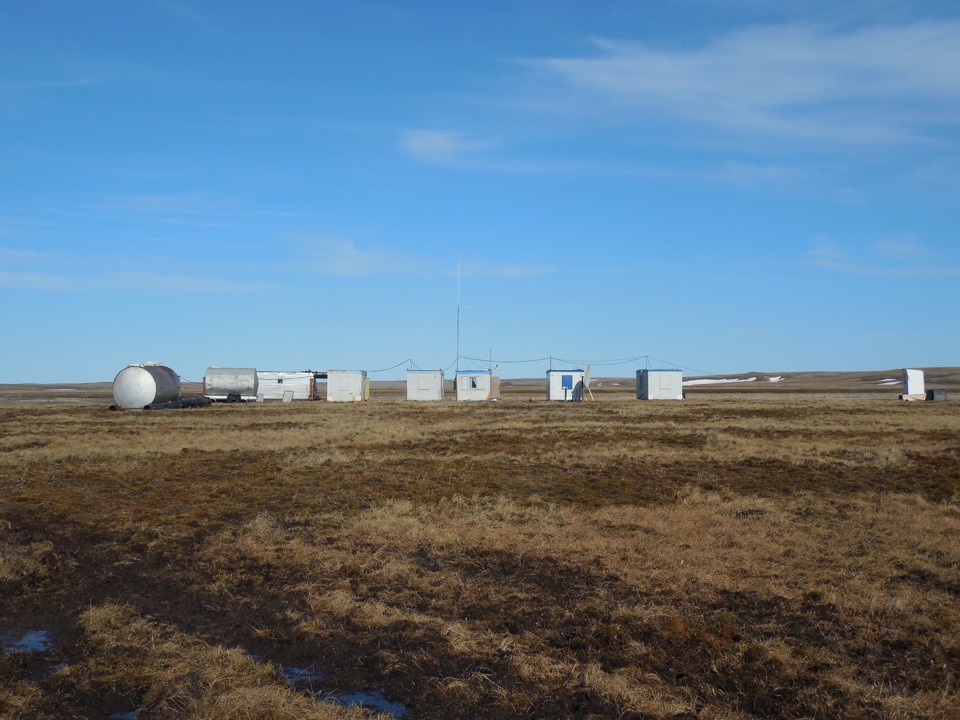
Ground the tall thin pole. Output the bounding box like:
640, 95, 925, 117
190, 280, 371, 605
456, 262, 460, 372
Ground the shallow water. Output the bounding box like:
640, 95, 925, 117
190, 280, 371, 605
0, 629, 55, 653
332, 690, 408, 717
281, 663, 406, 717
281, 665, 330, 684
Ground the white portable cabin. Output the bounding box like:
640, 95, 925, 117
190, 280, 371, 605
900, 368, 925, 401
546, 369, 585, 402
406, 370, 445, 401
327, 370, 369, 402
455, 370, 500, 402
204, 367, 259, 401
256, 371, 319, 401
637, 369, 684, 400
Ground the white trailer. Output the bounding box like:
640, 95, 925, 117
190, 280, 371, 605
546, 369, 585, 402
327, 370, 369, 402
406, 370, 445, 401
204, 367, 259, 402
900, 368, 925, 401
637, 369, 684, 400
257, 371, 319, 401
455, 370, 500, 402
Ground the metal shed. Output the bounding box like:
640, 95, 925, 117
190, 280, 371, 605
257, 371, 320, 401
327, 370, 369, 402
204, 367, 258, 402
637, 369, 684, 400
406, 370, 445, 401
455, 370, 500, 402
546, 369, 585, 402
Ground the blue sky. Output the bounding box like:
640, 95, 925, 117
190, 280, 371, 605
1, 1, 958, 382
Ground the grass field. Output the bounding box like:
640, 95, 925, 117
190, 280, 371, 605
1, 384, 958, 718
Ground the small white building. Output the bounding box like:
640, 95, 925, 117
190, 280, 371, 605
327, 370, 369, 402
406, 370, 445, 401
257, 371, 320, 401
204, 367, 259, 402
546, 369, 585, 402
455, 370, 500, 402
900, 368, 925, 401
637, 369, 684, 400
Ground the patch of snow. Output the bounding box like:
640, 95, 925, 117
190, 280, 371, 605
768, 376, 784, 383
877, 379, 900, 385
683, 377, 757, 386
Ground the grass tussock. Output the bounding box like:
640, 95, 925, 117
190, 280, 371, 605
69, 603, 386, 720
1, 394, 958, 718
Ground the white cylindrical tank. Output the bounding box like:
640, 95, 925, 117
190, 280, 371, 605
113, 363, 181, 409
203, 367, 259, 401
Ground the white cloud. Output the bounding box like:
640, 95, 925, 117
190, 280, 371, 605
0, 272, 72, 291
461, 259, 556, 279
523, 22, 960, 146
870, 238, 926, 260
401, 129, 493, 165
0, 270, 268, 293
0, 77, 99, 94
293, 236, 556, 279
295, 236, 429, 276
808, 236, 959, 278
0, 246, 56, 263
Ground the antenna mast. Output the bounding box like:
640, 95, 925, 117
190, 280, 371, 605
456, 262, 460, 372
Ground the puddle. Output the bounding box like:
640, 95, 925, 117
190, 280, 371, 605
0, 629, 55, 653
108, 711, 141, 719
281, 665, 329, 685
330, 690, 407, 717
281, 664, 406, 717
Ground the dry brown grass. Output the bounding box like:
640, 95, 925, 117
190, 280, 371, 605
68, 603, 386, 720
1, 392, 958, 718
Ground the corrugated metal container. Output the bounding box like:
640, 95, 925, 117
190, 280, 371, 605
407, 370, 444, 401
327, 370, 368, 402
203, 367, 259, 401
112, 363, 181, 409
257, 371, 317, 401
546, 369, 585, 401
926, 389, 947, 402
636, 369, 684, 400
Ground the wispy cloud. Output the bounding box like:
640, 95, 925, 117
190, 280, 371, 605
808, 237, 959, 278
461, 259, 555, 279
401, 129, 494, 165
151, 0, 233, 39
0, 270, 269, 293
0, 77, 99, 93
294, 236, 430, 276
293, 236, 556, 279
0, 246, 57, 264
521, 22, 960, 147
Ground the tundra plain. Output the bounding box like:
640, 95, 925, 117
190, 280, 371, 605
1, 376, 959, 719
